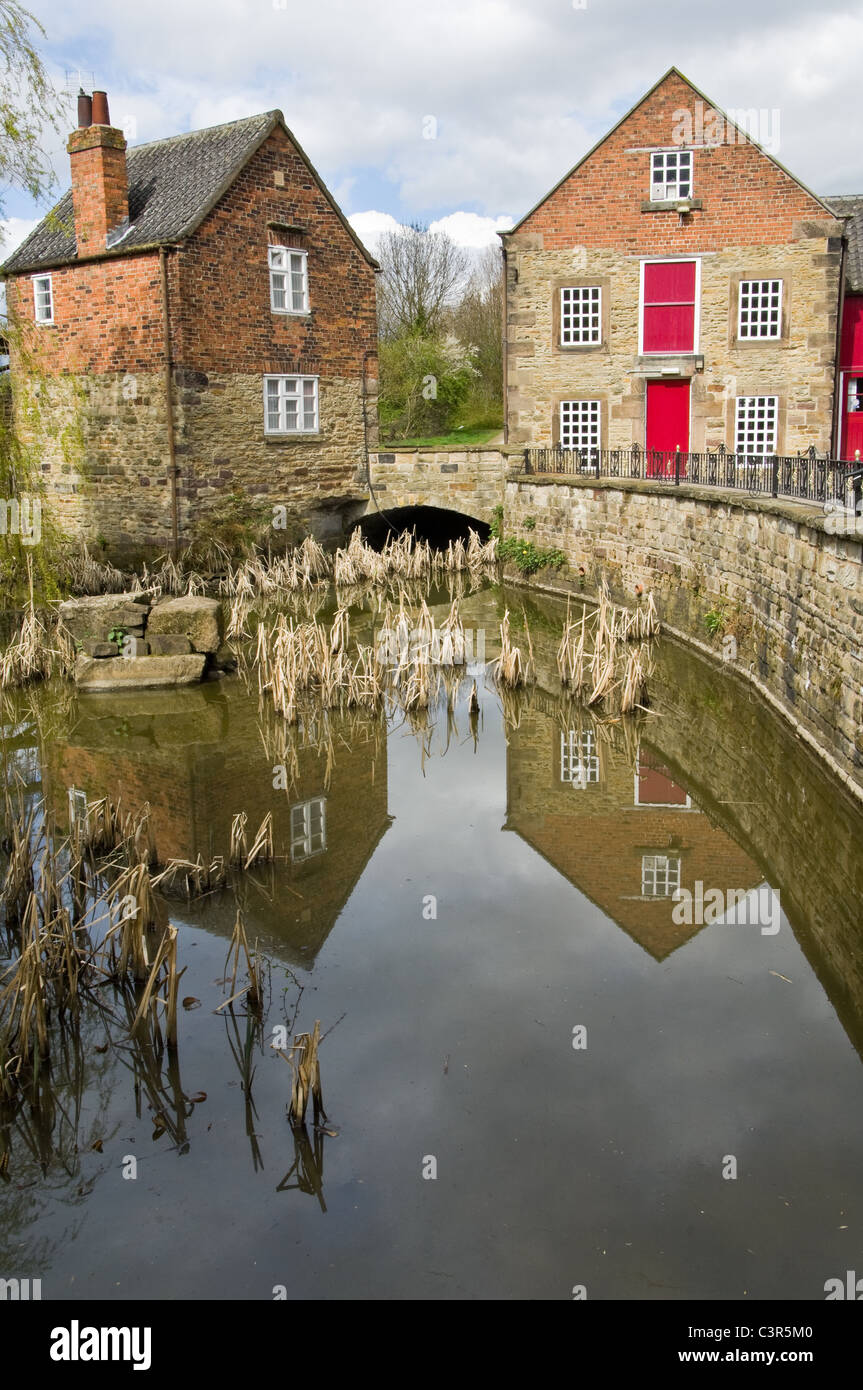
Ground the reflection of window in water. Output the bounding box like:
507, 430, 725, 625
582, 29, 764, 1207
641, 854, 681, 897
848, 378, 863, 412
561, 730, 599, 786
68, 786, 88, 823
290, 797, 326, 862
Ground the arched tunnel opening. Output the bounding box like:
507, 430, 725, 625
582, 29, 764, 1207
356, 505, 491, 551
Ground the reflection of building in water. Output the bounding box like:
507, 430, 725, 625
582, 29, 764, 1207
40, 682, 391, 966
505, 698, 763, 959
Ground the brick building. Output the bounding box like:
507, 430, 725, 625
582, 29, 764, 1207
505, 696, 763, 960
2, 92, 379, 559
501, 68, 863, 465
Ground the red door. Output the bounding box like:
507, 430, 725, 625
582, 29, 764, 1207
841, 374, 863, 462
646, 379, 689, 476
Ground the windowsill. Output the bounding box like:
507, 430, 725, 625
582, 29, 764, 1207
270, 308, 311, 317
35, 321, 56, 328
641, 198, 703, 212
733, 336, 787, 348
264, 432, 321, 443
557, 342, 604, 352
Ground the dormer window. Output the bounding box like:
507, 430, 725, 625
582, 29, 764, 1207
268, 246, 309, 314
650, 150, 692, 202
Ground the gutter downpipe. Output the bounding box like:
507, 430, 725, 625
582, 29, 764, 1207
831, 227, 848, 461
159, 245, 180, 557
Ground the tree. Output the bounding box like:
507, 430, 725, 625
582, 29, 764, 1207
448, 244, 503, 417
377, 222, 470, 339
0, 0, 62, 225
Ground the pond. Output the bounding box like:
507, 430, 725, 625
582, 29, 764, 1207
2, 579, 863, 1301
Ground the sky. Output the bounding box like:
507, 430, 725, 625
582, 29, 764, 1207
2, 0, 863, 258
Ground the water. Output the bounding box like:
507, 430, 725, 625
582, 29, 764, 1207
2, 582, 863, 1301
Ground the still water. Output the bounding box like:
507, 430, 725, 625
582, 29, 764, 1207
2, 582, 863, 1300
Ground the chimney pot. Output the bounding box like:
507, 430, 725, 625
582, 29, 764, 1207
77, 90, 92, 128
91, 90, 110, 125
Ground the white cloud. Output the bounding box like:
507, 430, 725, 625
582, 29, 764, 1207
428, 212, 514, 246
349, 208, 512, 256
0, 217, 39, 256
28, 0, 863, 224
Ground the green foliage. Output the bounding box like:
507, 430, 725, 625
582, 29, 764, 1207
523, 515, 536, 531
0, 1, 64, 220
704, 608, 725, 637
383, 427, 499, 449
107, 625, 126, 646
498, 534, 565, 576
378, 333, 479, 440
185, 489, 301, 568
489, 504, 504, 539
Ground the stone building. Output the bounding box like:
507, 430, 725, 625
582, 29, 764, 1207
500, 68, 863, 464
2, 91, 379, 560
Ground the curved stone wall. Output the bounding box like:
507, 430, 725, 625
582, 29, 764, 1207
504, 474, 863, 795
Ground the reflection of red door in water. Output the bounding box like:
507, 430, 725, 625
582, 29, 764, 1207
646, 379, 689, 476
636, 750, 689, 806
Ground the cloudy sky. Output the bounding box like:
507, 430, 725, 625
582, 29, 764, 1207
3, 0, 863, 256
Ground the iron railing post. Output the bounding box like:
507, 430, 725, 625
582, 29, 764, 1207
771, 454, 779, 498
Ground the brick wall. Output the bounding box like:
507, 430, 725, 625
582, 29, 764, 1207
503, 71, 843, 454
5, 125, 378, 557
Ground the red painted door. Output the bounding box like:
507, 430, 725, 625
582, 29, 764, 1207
842, 375, 863, 461
646, 379, 689, 476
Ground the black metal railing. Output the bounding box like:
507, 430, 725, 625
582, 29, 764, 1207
521, 444, 860, 507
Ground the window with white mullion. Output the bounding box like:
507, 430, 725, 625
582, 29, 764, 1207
559, 399, 601, 459
561, 286, 601, 345
650, 150, 692, 201
269, 245, 308, 314
290, 797, 326, 861
641, 854, 681, 898
738, 279, 782, 339
735, 395, 778, 456
32, 273, 53, 324
264, 375, 319, 434
560, 730, 599, 786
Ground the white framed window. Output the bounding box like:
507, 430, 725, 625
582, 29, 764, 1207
561, 730, 599, 787
735, 396, 778, 456
268, 245, 308, 314
32, 273, 53, 324
264, 375, 319, 434
641, 854, 681, 898
290, 797, 326, 862
561, 286, 602, 345
738, 280, 782, 339
560, 400, 601, 457
650, 150, 692, 201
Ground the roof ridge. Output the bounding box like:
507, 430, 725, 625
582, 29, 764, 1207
125, 109, 278, 156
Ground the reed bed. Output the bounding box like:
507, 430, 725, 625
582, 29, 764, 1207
492, 609, 536, 688
0, 603, 76, 691
556, 590, 657, 715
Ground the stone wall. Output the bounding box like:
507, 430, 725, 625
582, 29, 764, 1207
4, 124, 379, 559
503, 236, 841, 453
365, 446, 521, 523
11, 368, 370, 558
504, 474, 863, 789
502, 69, 843, 454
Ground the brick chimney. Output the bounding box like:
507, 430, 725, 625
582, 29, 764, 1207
67, 90, 129, 252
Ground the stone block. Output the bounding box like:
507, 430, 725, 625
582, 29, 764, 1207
73, 654, 207, 691
148, 633, 193, 656
148, 596, 223, 653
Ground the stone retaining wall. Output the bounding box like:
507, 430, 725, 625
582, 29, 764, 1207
504, 473, 863, 789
